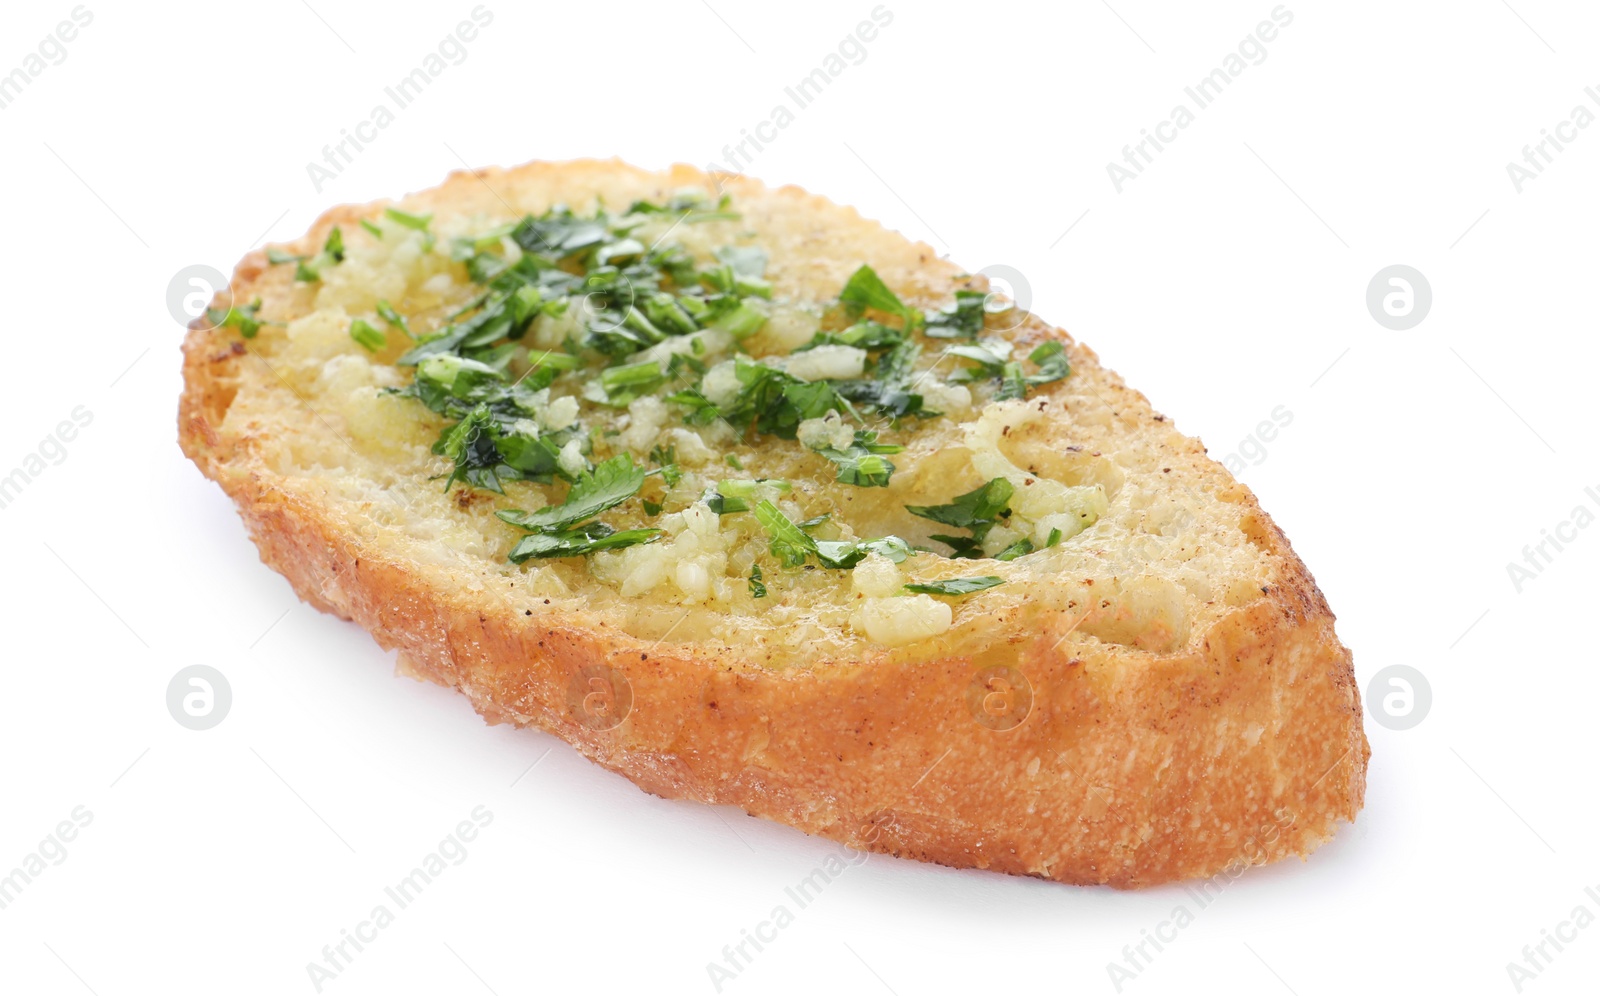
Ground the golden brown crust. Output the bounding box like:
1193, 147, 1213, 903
178, 158, 1367, 887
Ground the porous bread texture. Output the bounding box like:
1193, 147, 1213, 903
180, 159, 1368, 886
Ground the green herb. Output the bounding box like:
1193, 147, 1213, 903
600, 360, 668, 404
994, 538, 1034, 561
395, 284, 555, 366
368, 194, 1054, 573
709, 478, 791, 514
409, 355, 509, 411
906, 478, 1014, 559
996, 361, 1028, 401
750, 501, 910, 570
349, 318, 385, 352
708, 299, 768, 338
1027, 340, 1071, 386
384, 207, 433, 231
923, 289, 986, 339
704, 488, 746, 515
266, 248, 305, 265
859, 536, 912, 562
507, 524, 662, 562
839, 265, 917, 328
511, 207, 608, 257
375, 300, 413, 338
496, 455, 660, 561
753, 500, 816, 568
626, 191, 738, 223
626, 192, 710, 214
1046, 527, 1063, 547
640, 293, 699, 336
817, 430, 902, 488
904, 576, 1005, 596
947, 338, 1070, 401
825, 336, 927, 420
360, 218, 384, 238
673, 358, 848, 441
206, 298, 266, 338
432, 404, 512, 493
497, 454, 648, 533
648, 444, 683, 488
524, 349, 584, 386
793, 320, 905, 353
814, 535, 912, 569
748, 564, 767, 598
294, 227, 347, 282
703, 246, 772, 299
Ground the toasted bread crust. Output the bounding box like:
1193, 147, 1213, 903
179, 159, 1367, 887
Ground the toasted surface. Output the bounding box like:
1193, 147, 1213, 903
179, 158, 1368, 886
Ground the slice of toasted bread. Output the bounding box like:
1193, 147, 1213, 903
178, 158, 1367, 887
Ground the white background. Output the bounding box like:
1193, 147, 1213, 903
1, 1, 1597, 993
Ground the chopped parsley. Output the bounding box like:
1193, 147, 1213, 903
705, 246, 771, 298
273, 192, 1080, 576
294, 227, 346, 282
751, 501, 911, 571
375, 300, 413, 338
904, 575, 1005, 596
349, 318, 385, 352
814, 535, 911, 569
600, 360, 668, 405
497, 454, 660, 561
707, 478, 791, 515
498, 454, 647, 531
672, 359, 845, 440
839, 264, 918, 328
393, 355, 584, 493
753, 500, 815, 568
504, 524, 662, 561
905, 478, 1014, 559
206, 298, 266, 338
923, 289, 986, 339
626, 190, 739, 224
648, 444, 683, 488
949, 339, 1070, 402
384, 207, 433, 231
817, 430, 901, 488
994, 538, 1034, 561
